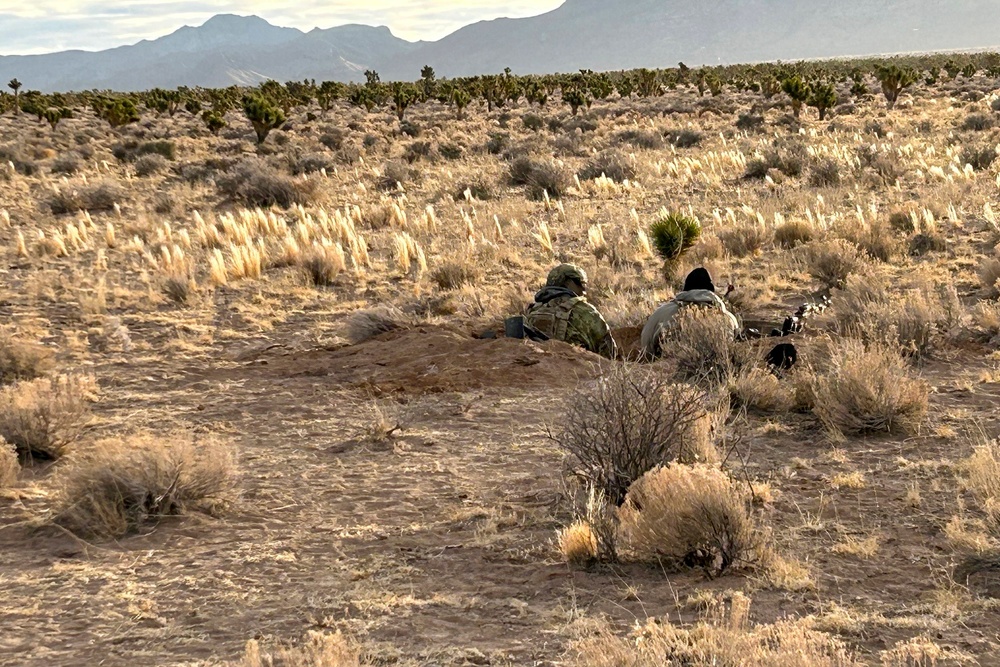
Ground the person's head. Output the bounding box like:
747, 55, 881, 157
683, 267, 715, 293
546, 263, 588, 296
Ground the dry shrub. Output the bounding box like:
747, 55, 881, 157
53, 432, 238, 538
796, 239, 866, 289
49, 181, 124, 215
979, 251, 1000, 297
618, 464, 760, 575
430, 259, 482, 291
569, 593, 860, 667
509, 156, 571, 200
237, 631, 364, 667
959, 436, 1000, 532
828, 275, 958, 358
578, 149, 636, 183
879, 636, 958, 667
811, 339, 928, 438
218, 159, 315, 208
663, 307, 749, 385
834, 216, 900, 263
717, 220, 772, 258
0, 330, 54, 384
0, 375, 95, 459
615, 128, 664, 150
774, 219, 814, 249
728, 366, 793, 413
553, 365, 715, 506
807, 158, 842, 187
345, 306, 412, 344
133, 153, 169, 177
0, 438, 17, 488
377, 160, 413, 191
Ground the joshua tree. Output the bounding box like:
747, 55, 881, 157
875, 64, 918, 110
451, 87, 471, 119
94, 97, 140, 128
781, 75, 810, 118
808, 81, 837, 120
635, 69, 661, 97
317, 81, 343, 112
202, 110, 226, 135
420, 65, 436, 101
563, 87, 588, 116
348, 85, 378, 113
7, 78, 21, 115
42, 106, 72, 131
391, 82, 419, 121
242, 95, 286, 144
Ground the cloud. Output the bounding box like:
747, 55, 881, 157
0, 1, 564, 54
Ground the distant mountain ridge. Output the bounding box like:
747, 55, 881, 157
2, 1, 999, 92
0, 15, 420, 92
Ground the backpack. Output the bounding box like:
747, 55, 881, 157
524, 296, 582, 343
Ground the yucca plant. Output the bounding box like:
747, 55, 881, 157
242, 95, 286, 144
649, 211, 701, 262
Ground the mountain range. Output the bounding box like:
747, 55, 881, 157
2, 0, 999, 93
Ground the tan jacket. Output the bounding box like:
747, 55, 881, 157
640, 289, 740, 359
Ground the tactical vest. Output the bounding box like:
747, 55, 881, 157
524, 296, 583, 342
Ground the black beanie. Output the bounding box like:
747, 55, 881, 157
683, 267, 715, 293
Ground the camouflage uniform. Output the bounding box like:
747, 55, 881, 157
524, 264, 618, 359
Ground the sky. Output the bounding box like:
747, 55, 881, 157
0, 0, 564, 55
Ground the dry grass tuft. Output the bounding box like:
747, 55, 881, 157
553, 365, 715, 505
830, 471, 867, 490
300, 241, 346, 286
0, 330, 55, 385
345, 306, 413, 344
236, 630, 364, 667
811, 339, 928, 439
0, 438, 18, 488
0, 375, 95, 459
430, 259, 482, 291
53, 432, 238, 538
959, 436, 1000, 531
728, 366, 793, 413
618, 464, 760, 575
569, 592, 860, 666
558, 520, 600, 566
774, 219, 815, 249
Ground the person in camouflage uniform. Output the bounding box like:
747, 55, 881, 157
524, 264, 618, 359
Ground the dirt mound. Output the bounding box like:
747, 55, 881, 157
254, 327, 608, 394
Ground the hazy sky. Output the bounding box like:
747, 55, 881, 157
0, 1, 564, 55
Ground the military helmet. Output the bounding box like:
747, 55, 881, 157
546, 263, 588, 288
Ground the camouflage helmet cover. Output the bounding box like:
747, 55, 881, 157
546, 263, 588, 288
